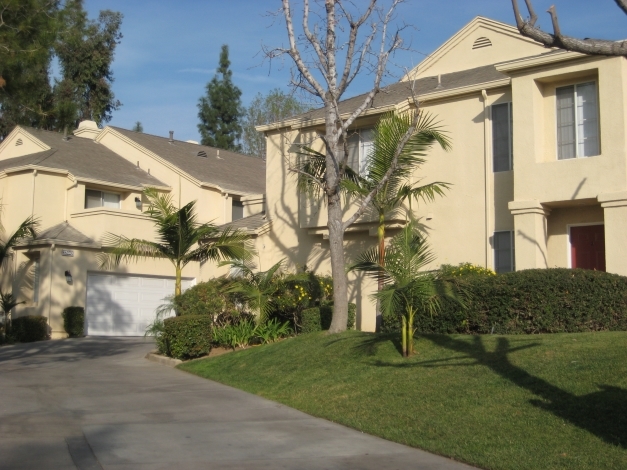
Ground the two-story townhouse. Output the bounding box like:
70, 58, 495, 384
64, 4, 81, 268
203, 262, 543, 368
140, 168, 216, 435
0, 121, 265, 338
256, 17, 627, 331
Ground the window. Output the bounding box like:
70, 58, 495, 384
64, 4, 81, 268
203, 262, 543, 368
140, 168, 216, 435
494, 231, 515, 273
556, 82, 599, 159
232, 200, 244, 221
492, 102, 512, 172
85, 189, 120, 209
346, 129, 374, 175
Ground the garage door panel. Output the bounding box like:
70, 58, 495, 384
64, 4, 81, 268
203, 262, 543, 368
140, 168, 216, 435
86, 274, 194, 336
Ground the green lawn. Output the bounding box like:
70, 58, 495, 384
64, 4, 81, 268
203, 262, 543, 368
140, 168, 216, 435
179, 331, 627, 470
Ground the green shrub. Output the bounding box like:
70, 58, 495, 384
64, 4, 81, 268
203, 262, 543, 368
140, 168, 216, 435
299, 303, 356, 333
270, 272, 334, 327
212, 320, 258, 349
255, 318, 292, 344
382, 268, 627, 335
62, 306, 84, 337
162, 315, 213, 359
9, 315, 48, 343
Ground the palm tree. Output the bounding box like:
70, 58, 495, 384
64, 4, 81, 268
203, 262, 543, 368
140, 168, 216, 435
295, 111, 450, 302
0, 215, 39, 269
100, 188, 253, 303
349, 221, 459, 357
342, 111, 451, 294
222, 259, 285, 323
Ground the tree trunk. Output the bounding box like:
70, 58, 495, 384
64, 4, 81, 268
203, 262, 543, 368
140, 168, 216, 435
174, 265, 182, 315
401, 315, 407, 357
325, 103, 349, 334
406, 305, 415, 357
327, 190, 349, 333
376, 211, 385, 331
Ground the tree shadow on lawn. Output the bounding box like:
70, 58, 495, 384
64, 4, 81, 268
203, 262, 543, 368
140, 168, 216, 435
371, 334, 627, 449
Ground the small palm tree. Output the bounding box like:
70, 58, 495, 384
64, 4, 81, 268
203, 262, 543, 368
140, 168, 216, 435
0, 291, 25, 338
349, 221, 458, 357
100, 188, 253, 303
222, 259, 285, 323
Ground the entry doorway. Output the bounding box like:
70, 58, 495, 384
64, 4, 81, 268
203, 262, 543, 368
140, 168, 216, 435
569, 224, 605, 271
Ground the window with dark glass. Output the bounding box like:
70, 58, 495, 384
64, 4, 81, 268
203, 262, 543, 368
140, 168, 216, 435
494, 231, 515, 273
492, 102, 512, 172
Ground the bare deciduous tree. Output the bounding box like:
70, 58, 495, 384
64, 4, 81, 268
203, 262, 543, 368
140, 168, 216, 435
511, 0, 627, 56
267, 0, 421, 333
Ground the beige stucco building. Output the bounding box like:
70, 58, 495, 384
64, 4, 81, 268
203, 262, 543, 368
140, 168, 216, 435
257, 17, 625, 331
0, 122, 265, 338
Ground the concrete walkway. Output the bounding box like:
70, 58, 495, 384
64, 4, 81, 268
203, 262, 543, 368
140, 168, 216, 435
0, 338, 477, 469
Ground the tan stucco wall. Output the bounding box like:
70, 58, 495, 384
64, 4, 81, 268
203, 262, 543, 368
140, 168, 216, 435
11, 245, 198, 339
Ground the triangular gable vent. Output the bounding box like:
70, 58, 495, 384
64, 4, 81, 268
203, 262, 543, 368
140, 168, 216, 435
15, 138, 23, 146
197, 150, 208, 158
472, 37, 492, 49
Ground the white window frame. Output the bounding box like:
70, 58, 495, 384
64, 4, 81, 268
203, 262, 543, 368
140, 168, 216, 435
85, 189, 121, 209
556, 81, 600, 160
493, 230, 515, 273
346, 128, 374, 176
491, 102, 513, 172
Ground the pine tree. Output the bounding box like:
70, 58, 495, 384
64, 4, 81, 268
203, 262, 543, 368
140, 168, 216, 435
197, 44, 243, 151
54, 0, 123, 129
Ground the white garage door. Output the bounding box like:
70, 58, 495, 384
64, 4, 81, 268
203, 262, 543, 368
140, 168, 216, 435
85, 273, 194, 336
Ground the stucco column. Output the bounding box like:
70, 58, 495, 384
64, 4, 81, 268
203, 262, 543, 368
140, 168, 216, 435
598, 191, 627, 276
509, 200, 550, 270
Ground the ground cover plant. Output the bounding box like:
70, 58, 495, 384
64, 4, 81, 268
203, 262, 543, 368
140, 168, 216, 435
179, 330, 627, 470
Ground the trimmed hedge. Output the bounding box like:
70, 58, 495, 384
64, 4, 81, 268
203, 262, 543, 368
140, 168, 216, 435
382, 268, 627, 335
174, 280, 227, 317
300, 303, 356, 333
10, 315, 48, 342
62, 306, 85, 337
162, 315, 213, 360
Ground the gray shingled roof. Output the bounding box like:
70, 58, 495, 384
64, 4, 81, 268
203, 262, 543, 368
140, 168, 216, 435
218, 212, 270, 234
290, 64, 507, 123
2, 127, 167, 188
22, 222, 99, 248
112, 128, 266, 195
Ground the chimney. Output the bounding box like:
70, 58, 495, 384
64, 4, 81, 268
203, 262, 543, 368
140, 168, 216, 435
63, 126, 69, 141
169, 131, 174, 143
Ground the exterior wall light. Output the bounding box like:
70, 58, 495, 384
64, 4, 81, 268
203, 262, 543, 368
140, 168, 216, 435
65, 270, 73, 283
135, 197, 142, 210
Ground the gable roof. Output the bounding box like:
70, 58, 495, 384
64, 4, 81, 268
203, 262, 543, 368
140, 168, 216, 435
0, 127, 167, 189
403, 16, 548, 80
21, 222, 99, 248
110, 128, 266, 195
274, 64, 507, 127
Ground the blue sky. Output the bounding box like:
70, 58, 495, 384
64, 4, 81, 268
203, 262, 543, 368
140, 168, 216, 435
84, 0, 627, 142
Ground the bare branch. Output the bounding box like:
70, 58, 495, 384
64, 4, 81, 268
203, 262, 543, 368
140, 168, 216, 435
511, 0, 627, 56
615, 0, 627, 15
302, 0, 329, 80
337, 0, 377, 95
281, 0, 327, 99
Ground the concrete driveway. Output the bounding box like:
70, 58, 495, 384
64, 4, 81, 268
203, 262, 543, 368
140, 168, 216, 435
0, 338, 476, 470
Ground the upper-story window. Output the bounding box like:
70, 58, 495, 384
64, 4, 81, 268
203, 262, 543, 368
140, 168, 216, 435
556, 82, 599, 160
85, 189, 120, 209
492, 102, 513, 172
232, 200, 244, 221
346, 128, 374, 175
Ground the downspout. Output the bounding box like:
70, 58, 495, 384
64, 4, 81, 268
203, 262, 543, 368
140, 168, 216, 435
31, 169, 37, 218
64, 180, 78, 221
223, 193, 229, 223
48, 243, 55, 329
481, 89, 492, 269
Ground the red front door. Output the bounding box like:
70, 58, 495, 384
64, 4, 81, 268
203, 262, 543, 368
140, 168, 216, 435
570, 224, 606, 271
